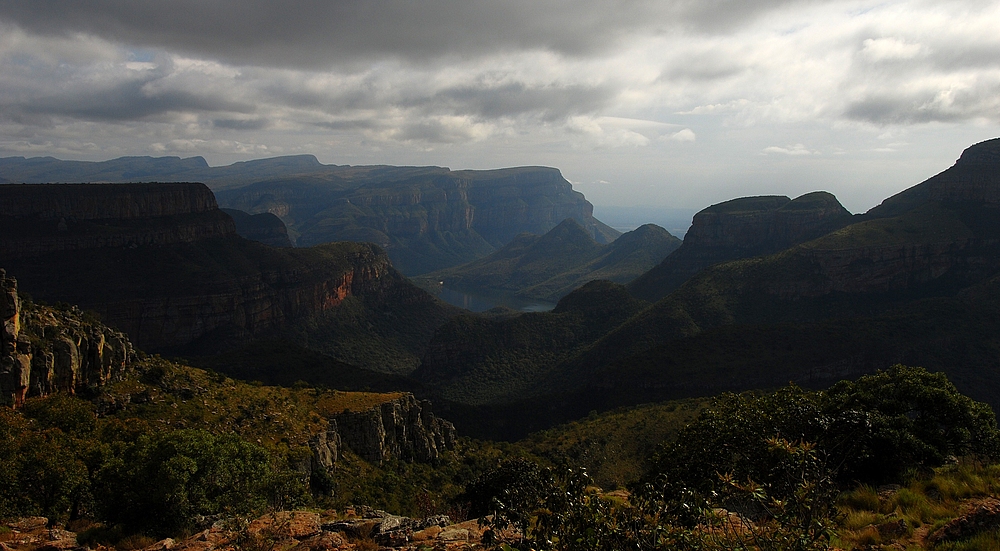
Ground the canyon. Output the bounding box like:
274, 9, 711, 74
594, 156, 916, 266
0, 182, 454, 360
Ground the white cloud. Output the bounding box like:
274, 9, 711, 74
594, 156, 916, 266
763, 144, 817, 155
668, 128, 697, 142
861, 37, 923, 61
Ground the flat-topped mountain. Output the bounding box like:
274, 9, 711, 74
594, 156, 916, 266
0, 183, 458, 369
215, 165, 620, 274
0, 183, 236, 258
0, 156, 620, 275
419, 218, 680, 302
628, 191, 853, 302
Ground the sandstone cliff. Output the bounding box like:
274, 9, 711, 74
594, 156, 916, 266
0, 182, 452, 358
0, 183, 236, 259
0, 269, 134, 407
0, 157, 620, 276
628, 191, 853, 302
334, 394, 457, 464
216, 166, 620, 275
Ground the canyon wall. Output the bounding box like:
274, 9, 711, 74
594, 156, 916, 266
0, 182, 405, 353
0, 183, 236, 259
216, 166, 620, 275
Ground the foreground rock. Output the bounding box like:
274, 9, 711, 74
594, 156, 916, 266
1, 269, 133, 407
0, 511, 501, 551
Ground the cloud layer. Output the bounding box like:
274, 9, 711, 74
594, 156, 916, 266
0, 0, 998, 212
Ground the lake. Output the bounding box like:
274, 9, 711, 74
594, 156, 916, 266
437, 286, 556, 313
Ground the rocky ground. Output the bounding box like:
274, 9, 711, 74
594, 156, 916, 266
0, 509, 514, 551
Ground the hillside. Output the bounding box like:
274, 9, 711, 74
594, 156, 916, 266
0, 279, 515, 536
628, 191, 853, 302
0, 156, 621, 275
411, 138, 1000, 438
417, 219, 680, 302
0, 183, 459, 371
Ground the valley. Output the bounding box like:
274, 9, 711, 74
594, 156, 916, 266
3, 138, 1000, 550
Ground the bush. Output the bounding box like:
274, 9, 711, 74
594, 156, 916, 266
94, 429, 301, 536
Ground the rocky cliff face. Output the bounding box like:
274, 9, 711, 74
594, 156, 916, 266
333, 394, 457, 464
628, 192, 853, 302
216, 166, 620, 275
0, 183, 236, 259
0, 182, 416, 354
0, 269, 134, 407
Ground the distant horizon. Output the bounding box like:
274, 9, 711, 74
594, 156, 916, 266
0, 145, 971, 218
1, 2, 997, 215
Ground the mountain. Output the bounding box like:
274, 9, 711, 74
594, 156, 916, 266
410, 138, 1000, 438
627, 191, 854, 302
0, 156, 621, 275
214, 165, 620, 275
417, 218, 680, 302
0, 182, 458, 372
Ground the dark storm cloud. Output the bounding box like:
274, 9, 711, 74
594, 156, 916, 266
843, 87, 1000, 125
213, 118, 269, 130
0, 0, 815, 68
3, 78, 251, 123
425, 82, 616, 120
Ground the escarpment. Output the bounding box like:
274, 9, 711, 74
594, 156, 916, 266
1, 157, 621, 275
1, 270, 134, 407
0, 182, 427, 354
332, 394, 457, 464
0, 183, 236, 259
628, 191, 853, 301
216, 166, 620, 275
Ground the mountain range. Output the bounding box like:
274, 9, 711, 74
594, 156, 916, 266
4, 138, 1000, 441
415, 217, 681, 302
0, 155, 619, 275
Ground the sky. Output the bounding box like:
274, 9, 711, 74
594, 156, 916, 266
0, 1, 998, 214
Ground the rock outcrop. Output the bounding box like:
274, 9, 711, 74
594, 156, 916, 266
628, 192, 853, 302
0, 269, 134, 407
334, 394, 457, 464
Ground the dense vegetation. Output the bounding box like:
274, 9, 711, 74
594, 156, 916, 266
0, 356, 521, 540
467, 366, 1000, 550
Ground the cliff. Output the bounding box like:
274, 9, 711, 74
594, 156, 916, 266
0, 269, 134, 407
0, 183, 236, 259
0, 183, 456, 361
215, 166, 620, 275
628, 191, 853, 302
333, 394, 457, 464
0, 157, 620, 275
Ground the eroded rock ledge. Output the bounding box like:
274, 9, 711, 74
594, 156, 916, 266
0, 269, 134, 407
332, 394, 457, 465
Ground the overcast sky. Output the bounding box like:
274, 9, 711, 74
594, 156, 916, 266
1, 0, 998, 213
